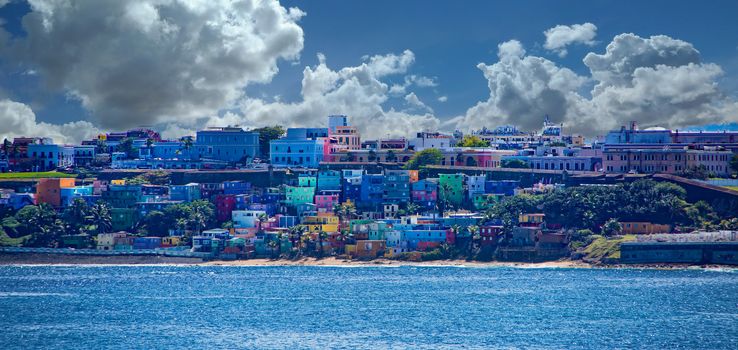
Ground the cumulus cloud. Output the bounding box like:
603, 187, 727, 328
388, 74, 438, 96
457, 34, 738, 136
3, 0, 305, 129
438, 96, 448, 102
543, 23, 598, 57
0, 99, 100, 144
404, 92, 433, 113
203, 50, 442, 139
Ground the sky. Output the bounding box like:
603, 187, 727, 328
0, 0, 737, 143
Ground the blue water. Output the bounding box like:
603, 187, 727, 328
0, 266, 737, 349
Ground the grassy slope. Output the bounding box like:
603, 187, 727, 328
0, 231, 28, 247
0, 171, 76, 179
582, 235, 636, 261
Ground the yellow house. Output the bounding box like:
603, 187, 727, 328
621, 222, 672, 235
111, 179, 126, 185
161, 236, 181, 247
519, 213, 545, 224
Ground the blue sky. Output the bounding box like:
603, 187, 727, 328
0, 0, 737, 142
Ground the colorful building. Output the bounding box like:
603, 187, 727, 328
35, 178, 76, 207
438, 174, 464, 208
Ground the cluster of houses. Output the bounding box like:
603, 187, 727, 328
0, 114, 736, 261
1, 115, 736, 176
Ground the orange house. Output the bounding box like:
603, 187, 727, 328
36, 178, 76, 207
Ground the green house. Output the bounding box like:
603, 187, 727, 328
439, 174, 464, 209
111, 208, 138, 232
285, 186, 315, 207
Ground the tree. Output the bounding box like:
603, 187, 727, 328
467, 225, 480, 257
368, 149, 377, 162
127, 170, 170, 185
501, 158, 529, 169
256, 212, 269, 233
63, 198, 90, 235
95, 139, 108, 154
601, 218, 622, 236
141, 211, 169, 237
730, 154, 738, 175
2, 138, 11, 160
116, 137, 137, 159
15, 204, 63, 247
406, 202, 420, 215
188, 200, 215, 235
404, 148, 443, 170
252, 125, 285, 159
457, 135, 490, 148
89, 201, 112, 234
386, 150, 397, 163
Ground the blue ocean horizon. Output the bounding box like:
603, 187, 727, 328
1, 265, 737, 349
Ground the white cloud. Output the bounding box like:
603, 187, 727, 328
202, 51, 442, 139
0, 99, 100, 144
438, 96, 448, 102
457, 34, 738, 136
543, 23, 598, 57
404, 92, 433, 113
388, 74, 438, 96
5, 0, 305, 129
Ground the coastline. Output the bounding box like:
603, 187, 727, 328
1, 252, 734, 270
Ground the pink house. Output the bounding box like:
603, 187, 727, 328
314, 193, 340, 212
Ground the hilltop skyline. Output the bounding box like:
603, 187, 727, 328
0, 0, 737, 143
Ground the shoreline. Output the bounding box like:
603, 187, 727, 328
1, 253, 735, 270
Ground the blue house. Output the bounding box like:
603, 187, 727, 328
169, 183, 201, 202
317, 170, 341, 191
269, 128, 329, 168
484, 180, 519, 196
223, 181, 251, 195
194, 127, 259, 163
360, 174, 384, 210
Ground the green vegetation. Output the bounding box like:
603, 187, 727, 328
730, 154, 738, 175
582, 235, 636, 261
500, 158, 529, 169
405, 148, 443, 170
0, 230, 27, 246
725, 186, 738, 192
485, 179, 736, 233
252, 125, 285, 159
126, 170, 171, 185
0, 171, 76, 179
457, 135, 490, 147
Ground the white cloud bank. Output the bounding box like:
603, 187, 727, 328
1, 5, 737, 143
543, 22, 598, 57
456, 33, 738, 136
4, 0, 305, 129
0, 99, 100, 143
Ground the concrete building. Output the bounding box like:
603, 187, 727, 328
602, 147, 732, 176
194, 127, 259, 163
36, 178, 76, 207
270, 128, 329, 168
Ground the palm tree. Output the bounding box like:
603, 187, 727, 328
450, 224, 462, 250
2, 138, 10, 160
288, 225, 306, 254
386, 150, 397, 163
179, 137, 194, 159
467, 225, 480, 258
257, 213, 268, 233
317, 231, 328, 258
175, 218, 188, 236
406, 202, 420, 215
90, 202, 112, 234
267, 239, 279, 259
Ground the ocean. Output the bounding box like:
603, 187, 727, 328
0, 265, 736, 349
